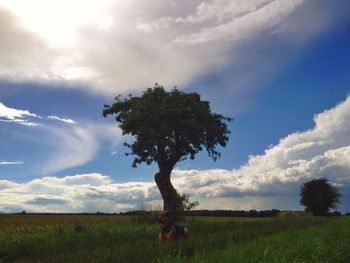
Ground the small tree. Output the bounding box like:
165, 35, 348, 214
300, 178, 340, 216
176, 193, 199, 213
103, 84, 230, 216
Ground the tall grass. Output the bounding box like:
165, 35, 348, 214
162, 216, 350, 263
0, 214, 347, 263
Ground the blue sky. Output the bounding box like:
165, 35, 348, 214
0, 0, 350, 213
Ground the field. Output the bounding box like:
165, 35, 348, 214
0, 214, 349, 263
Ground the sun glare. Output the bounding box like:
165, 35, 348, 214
0, 0, 116, 47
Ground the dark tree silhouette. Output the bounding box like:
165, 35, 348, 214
103, 84, 231, 216
300, 178, 340, 216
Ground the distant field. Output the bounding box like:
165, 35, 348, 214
0, 214, 349, 262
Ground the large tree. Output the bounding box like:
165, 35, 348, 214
103, 84, 231, 215
300, 178, 340, 216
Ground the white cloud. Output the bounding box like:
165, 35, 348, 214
41, 126, 98, 174
0, 0, 338, 98
171, 0, 302, 46
0, 173, 159, 213
173, 96, 350, 191
0, 100, 119, 173
0, 102, 42, 126
0, 119, 41, 126
0, 161, 23, 165
0, 180, 20, 190
0, 102, 40, 119
0, 6, 51, 82
0, 102, 80, 127
47, 115, 77, 124
41, 122, 122, 174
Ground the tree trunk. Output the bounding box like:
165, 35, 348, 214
154, 170, 178, 215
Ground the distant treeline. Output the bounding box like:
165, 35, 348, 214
3, 210, 344, 217
182, 209, 281, 217
120, 209, 344, 217
121, 209, 281, 217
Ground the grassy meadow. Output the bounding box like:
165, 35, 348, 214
0, 214, 349, 263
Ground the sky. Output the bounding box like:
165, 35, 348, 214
0, 0, 350, 213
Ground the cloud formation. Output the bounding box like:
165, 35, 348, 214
0, 173, 158, 213
0, 0, 337, 97
0, 6, 51, 82
0, 102, 42, 126
170, 0, 302, 46
41, 126, 99, 174
47, 115, 77, 124
0, 161, 23, 165
0, 102, 79, 127
0, 102, 122, 174
1, 96, 350, 213
172, 96, 350, 198
41, 122, 122, 174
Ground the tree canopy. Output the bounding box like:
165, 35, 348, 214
300, 178, 340, 216
103, 84, 231, 170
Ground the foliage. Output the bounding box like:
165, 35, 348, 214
300, 178, 340, 216
103, 83, 231, 168
176, 193, 199, 212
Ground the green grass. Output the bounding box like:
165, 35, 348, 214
0, 214, 348, 263
167, 216, 350, 263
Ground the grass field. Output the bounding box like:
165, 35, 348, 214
0, 214, 349, 263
